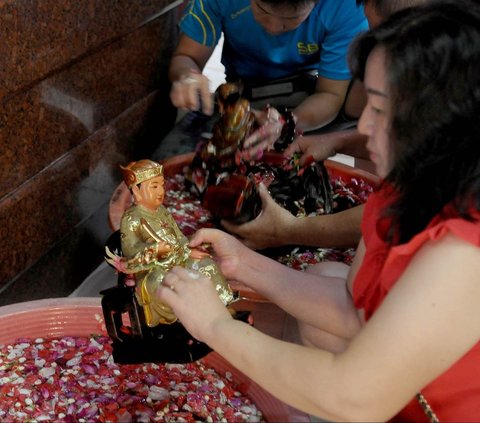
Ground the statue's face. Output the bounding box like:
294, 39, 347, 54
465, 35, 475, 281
134, 175, 165, 210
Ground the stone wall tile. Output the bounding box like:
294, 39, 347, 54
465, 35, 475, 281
0, 15, 176, 199
0, 0, 179, 98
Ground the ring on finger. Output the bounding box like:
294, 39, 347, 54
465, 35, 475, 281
187, 271, 200, 280
183, 76, 197, 84
165, 277, 177, 291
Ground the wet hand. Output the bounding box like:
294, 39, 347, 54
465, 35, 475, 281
284, 133, 338, 166
221, 183, 296, 250
241, 107, 284, 160
188, 228, 249, 280
170, 70, 214, 115
158, 266, 232, 342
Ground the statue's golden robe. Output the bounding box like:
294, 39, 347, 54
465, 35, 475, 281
120, 204, 234, 326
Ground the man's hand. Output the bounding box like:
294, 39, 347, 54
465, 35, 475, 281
241, 107, 284, 160
170, 70, 214, 115
221, 183, 296, 250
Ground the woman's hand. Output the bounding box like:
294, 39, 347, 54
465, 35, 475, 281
284, 130, 369, 166
284, 133, 338, 166
158, 266, 233, 343
241, 107, 284, 160
221, 183, 296, 250
188, 228, 250, 281
189, 247, 210, 260
170, 70, 214, 115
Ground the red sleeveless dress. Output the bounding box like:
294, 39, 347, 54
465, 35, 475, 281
353, 188, 480, 421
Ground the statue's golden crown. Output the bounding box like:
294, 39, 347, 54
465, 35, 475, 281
120, 159, 164, 189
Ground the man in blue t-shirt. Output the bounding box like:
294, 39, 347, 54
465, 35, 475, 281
154, 0, 367, 160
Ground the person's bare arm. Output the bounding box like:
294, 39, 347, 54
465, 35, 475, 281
289, 205, 364, 248
159, 233, 480, 421
294, 76, 350, 132
285, 129, 370, 166
222, 183, 364, 250
184, 228, 363, 339
168, 34, 215, 115
343, 78, 366, 120
242, 77, 350, 157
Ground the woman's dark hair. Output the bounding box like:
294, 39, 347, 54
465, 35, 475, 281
350, 0, 480, 244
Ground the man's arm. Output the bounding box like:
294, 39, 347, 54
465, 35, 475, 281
241, 76, 351, 158
343, 79, 367, 120
168, 34, 214, 81
168, 34, 216, 114
293, 76, 350, 132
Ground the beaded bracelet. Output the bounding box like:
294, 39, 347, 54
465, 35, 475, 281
274, 107, 301, 151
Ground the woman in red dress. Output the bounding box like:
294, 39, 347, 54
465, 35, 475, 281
157, 1, 480, 421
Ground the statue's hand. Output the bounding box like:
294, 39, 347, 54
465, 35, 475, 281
156, 241, 172, 257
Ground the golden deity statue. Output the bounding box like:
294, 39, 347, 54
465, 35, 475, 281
107, 159, 235, 327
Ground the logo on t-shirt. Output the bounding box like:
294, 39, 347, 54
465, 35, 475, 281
231, 6, 250, 19
297, 42, 319, 55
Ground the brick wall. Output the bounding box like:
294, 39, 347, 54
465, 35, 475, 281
0, 0, 183, 304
